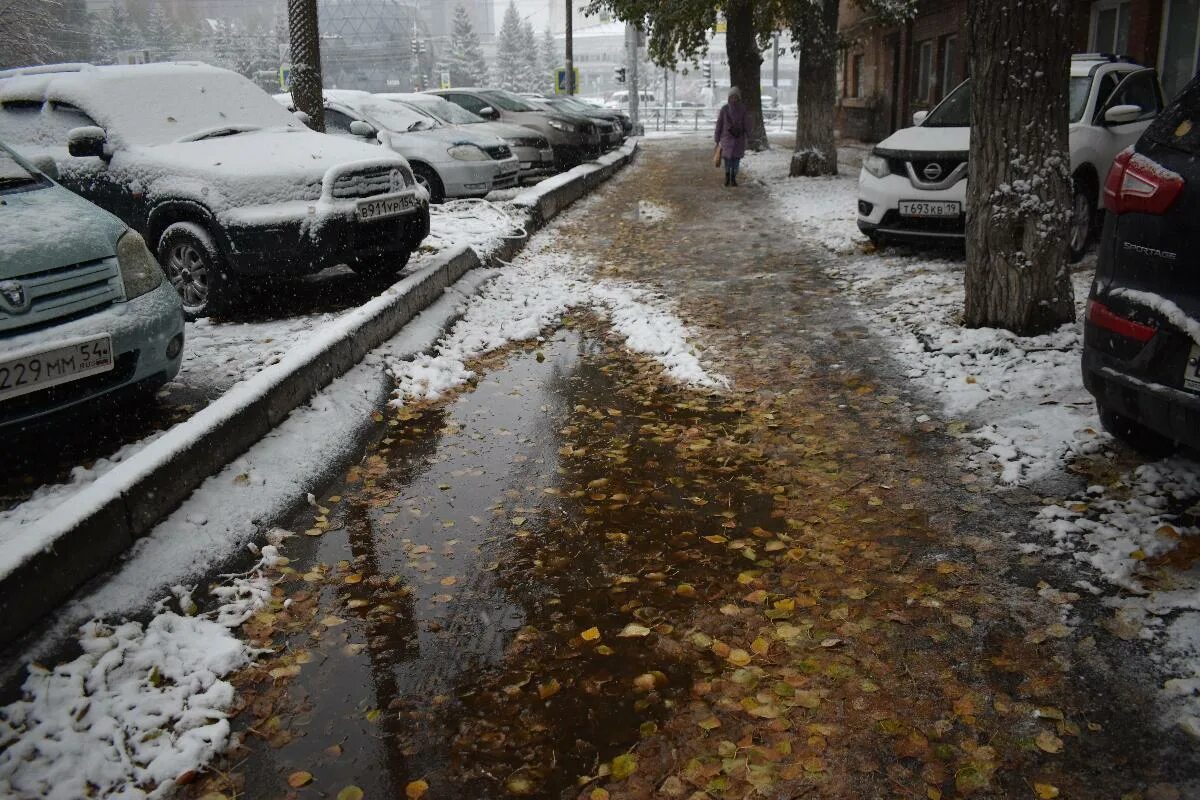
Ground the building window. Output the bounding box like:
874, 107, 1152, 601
915, 40, 934, 104
853, 54, 865, 98
939, 35, 958, 100
1091, 0, 1132, 54
1160, 0, 1200, 101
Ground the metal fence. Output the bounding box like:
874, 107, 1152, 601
631, 105, 797, 134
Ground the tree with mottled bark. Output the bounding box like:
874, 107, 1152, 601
964, 0, 1074, 334
0, 0, 61, 68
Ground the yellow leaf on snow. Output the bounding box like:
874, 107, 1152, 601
611, 754, 638, 780
591, 788, 611, 800
697, 716, 721, 731
727, 648, 752, 666
336, 788, 364, 800
406, 779, 430, 799
538, 678, 561, 699
618, 623, 651, 638
581, 627, 601, 641
1034, 784, 1060, 799
320, 616, 345, 627
1035, 730, 1064, 754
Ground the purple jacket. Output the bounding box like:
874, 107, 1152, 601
715, 101, 751, 159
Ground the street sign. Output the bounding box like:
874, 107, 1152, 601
440, 70, 451, 89
554, 67, 580, 95
279, 64, 291, 90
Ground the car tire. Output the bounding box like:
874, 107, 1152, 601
1097, 403, 1176, 458
411, 164, 445, 205
1068, 180, 1096, 263
866, 231, 888, 249
350, 249, 412, 282
158, 222, 233, 320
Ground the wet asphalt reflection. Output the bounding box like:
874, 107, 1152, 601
230, 328, 774, 799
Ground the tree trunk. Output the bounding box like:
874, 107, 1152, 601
725, 0, 767, 150
964, 0, 1074, 334
288, 0, 325, 133
790, 0, 839, 177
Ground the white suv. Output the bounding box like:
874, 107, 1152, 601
857, 54, 1164, 260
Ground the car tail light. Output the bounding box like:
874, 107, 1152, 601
1087, 299, 1157, 342
1103, 148, 1185, 215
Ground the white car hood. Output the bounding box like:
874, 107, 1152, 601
877, 124, 969, 153
387, 125, 506, 150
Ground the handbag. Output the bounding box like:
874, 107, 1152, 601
713, 143, 722, 168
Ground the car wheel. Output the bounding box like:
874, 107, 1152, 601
158, 222, 233, 320
350, 249, 412, 282
866, 231, 888, 250
411, 164, 445, 204
1068, 181, 1096, 263
1097, 403, 1176, 458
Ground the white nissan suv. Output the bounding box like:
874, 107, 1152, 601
857, 54, 1164, 260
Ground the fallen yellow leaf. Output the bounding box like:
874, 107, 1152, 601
287, 771, 313, 788
406, 778, 429, 799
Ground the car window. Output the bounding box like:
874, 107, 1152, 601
1143, 76, 1200, 155
480, 90, 537, 112
1107, 70, 1161, 121
1093, 73, 1121, 115
0, 147, 39, 192
323, 108, 357, 136
404, 95, 482, 124
922, 80, 970, 127
45, 102, 100, 145
0, 100, 47, 146
1069, 76, 1095, 122
445, 93, 489, 115
357, 99, 435, 132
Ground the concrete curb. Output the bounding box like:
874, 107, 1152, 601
0, 139, 639, 648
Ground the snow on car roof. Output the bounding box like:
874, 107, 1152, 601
0, 62, 302, 147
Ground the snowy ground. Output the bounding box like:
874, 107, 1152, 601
750, 144, 1200, 737
0, 148, 731, 799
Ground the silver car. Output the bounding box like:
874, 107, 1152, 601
378, 92, 557, 181
277, 90, 520, 203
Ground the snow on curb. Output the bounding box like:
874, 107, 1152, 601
0, 140, 640, 649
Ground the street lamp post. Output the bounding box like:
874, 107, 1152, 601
565, 0, 574, 94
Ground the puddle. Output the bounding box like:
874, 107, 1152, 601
220, 326, 780, 799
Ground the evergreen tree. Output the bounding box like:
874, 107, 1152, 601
100, 4, 138, 63
493, 1, 525, 92
446, 4, 486, 87
141, 5, 178, 61
541, 27, 558, 88
519, 19, 541, 93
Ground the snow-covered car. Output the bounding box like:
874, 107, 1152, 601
428, 88, 602, 171
376, 92, 557, 181
0, 63, 430, 318
857, 54, 1164, 261
0, 139, 183, 430
276, 90, 520, 204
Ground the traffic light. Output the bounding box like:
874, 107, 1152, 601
701, 60, 712, 87
614, 66, 626, 84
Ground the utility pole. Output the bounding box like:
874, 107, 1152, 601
288, 0, 324, 132
564, 0, 574, 94
626, 22, 639, 131
772, 32, 780, 101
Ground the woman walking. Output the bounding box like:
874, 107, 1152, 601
714, 86, 751, 187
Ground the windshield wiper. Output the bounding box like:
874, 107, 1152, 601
406, 120, 432, 132
0, 176, 35, 189
181, 125, 262, 142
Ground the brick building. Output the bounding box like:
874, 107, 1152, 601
837, 0, 1200, 142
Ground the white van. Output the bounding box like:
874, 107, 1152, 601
605, 90, 656, 109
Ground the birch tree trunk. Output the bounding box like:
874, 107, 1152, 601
726, 0, 768, 150
964, 0, 1074, 334
790, 0, 839, 176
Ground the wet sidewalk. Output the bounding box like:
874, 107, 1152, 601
190, 139, 1196, 800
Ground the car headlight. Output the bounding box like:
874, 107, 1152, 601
547, 119, 577, 133
116, 230, 164, 300
447, 144, 490, 162
863, 151, 891, 180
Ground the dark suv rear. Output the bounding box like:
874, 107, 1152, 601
1082, 76, 1200, 454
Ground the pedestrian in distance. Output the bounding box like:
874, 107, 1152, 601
714, 86, 751, 187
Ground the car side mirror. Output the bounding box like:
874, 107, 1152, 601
67, 126, 108, 159
1104, 104, 1142, 125
479, 106, 499, 120
29, 154, 59, 180
912, 110, 928, 126
349, 120, 376, 138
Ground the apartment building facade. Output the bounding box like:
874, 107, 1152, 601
837, 0, 1200, 142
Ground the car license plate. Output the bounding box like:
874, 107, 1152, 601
357, 192, 420, 222
0, 334, 113, 403
1184, 343, 1200, 393
899, 200, 961, 218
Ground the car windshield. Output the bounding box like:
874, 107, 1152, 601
70, 68, 303, 145
922, 75, 1095, 128
481, 90, 537, 112
357, 99, 437, 132
1144, 76, 1200, 155
0, 147, 38, 191
401, 95, 484, 125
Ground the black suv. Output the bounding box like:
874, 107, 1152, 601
1083, 75, 1200, 454
0, 63, 430, 318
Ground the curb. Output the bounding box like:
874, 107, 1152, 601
0, 139, 639, 648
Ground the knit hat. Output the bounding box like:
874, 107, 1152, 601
728, 86, 741, 100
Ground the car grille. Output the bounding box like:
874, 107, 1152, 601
0, 256, 124, 335
484, 144, 513, 160
330, 165, 413, 199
